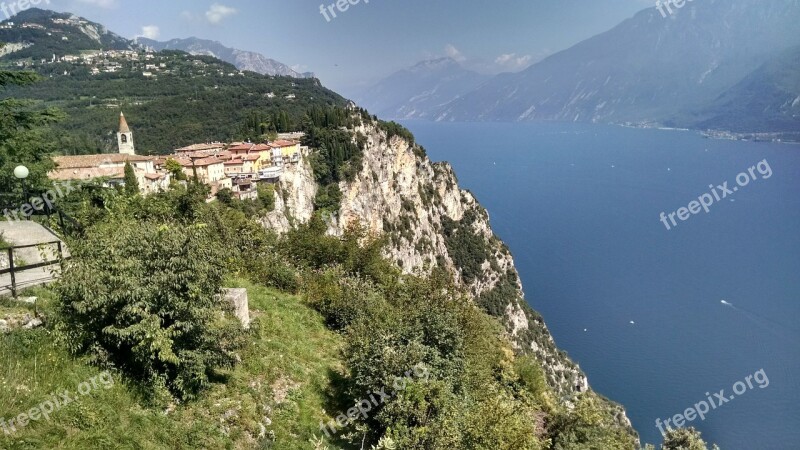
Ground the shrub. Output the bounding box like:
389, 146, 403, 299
216, 187, 234, 205
257, 183, 276, 212
55, 218, 246, 400
441, 210, 490, 284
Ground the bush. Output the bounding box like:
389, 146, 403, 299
441, 210, 490, 284
662, 428, 717, 450
216, 187, 234, 205
257, 183, 276, 212
55, 218, 246, 400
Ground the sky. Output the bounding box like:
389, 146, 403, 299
39, 0, 655, 96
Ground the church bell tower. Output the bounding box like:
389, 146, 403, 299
117, 112, 135, 155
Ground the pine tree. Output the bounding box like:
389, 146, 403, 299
123, 162, 139, 195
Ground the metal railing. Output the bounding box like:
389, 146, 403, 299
0, 240, 68, 298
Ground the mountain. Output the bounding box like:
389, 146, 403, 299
136, 37, 314, 79
356, 57, 489, 119
679, 45, 800, 137
0, 49, 338, 154
0, 8, 132, 60
436, 0, 800, 133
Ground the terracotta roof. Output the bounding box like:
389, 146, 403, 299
228, 143, 255, 152
175, 143, 226, 153
270, 139, 298, 148
52, 154, 152, 169
144, 173, 165, 180
241, 154, 260, 161
50, 167, 126, 181
192, 157, 224, 167
224, 159, 244, 166
252, 144, 271, 151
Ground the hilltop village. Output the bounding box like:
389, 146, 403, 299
48, 112, 304, 199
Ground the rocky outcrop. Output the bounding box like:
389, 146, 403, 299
260, 150, 317, 233
265, 118, 629, 423
222, 288, 251, 330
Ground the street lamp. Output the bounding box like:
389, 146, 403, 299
13, 165, 29, 203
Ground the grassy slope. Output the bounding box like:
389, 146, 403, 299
0, 280, 345, 449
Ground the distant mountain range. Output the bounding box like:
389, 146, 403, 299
359, 0, 800, 137
354, 57, 489, 119
136, 37, 314, 79
686, 45, 800, 133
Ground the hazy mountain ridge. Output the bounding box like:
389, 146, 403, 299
677, 45, 800, 136
434, 0, 800, 136
136, 37, 314, 79
355, 57, 489, 119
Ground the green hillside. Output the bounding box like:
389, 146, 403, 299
0, 9, 131, 60
0, 50, 345, 155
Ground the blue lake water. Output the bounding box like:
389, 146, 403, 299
402, 120, 800, 449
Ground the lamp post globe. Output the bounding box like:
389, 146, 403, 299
13, 165, 29, 180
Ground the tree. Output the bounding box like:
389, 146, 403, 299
216, 187, 234, 205
55, 219, 246, 399
164, 158, 187, 181
661, 428, 718, 450
0, 58, 62, 197
257, 183, 275, 212
123, 162, 139, 195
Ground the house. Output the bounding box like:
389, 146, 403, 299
174, 142, 226, 155
241, 154, 261, 171
49, 154, 168, 193
231, 178, 258, 201
227, 143, 255, 158
178, 157, 232, 193
270, 140, 301, 164
48, 112, 169, 194
224, 159, 245, 176
252, 144, 273, 169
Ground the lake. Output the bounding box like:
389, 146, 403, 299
402, 120, 800, 449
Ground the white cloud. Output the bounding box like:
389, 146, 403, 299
494, 53, 533, 71
444, 44, 466, 62
139, 25, 160, 40
205, 3, 238, 24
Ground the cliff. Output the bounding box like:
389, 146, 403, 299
262, 118, 632, 433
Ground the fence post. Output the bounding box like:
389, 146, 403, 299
8, 247, 16, 298
57, 241, 64, 271
58, 209, 65, 233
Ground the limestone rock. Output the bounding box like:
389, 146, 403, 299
222, 288, 250, 329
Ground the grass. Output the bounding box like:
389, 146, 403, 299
0, 279, 347, 449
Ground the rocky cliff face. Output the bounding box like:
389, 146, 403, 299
264, 119, 630, 426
